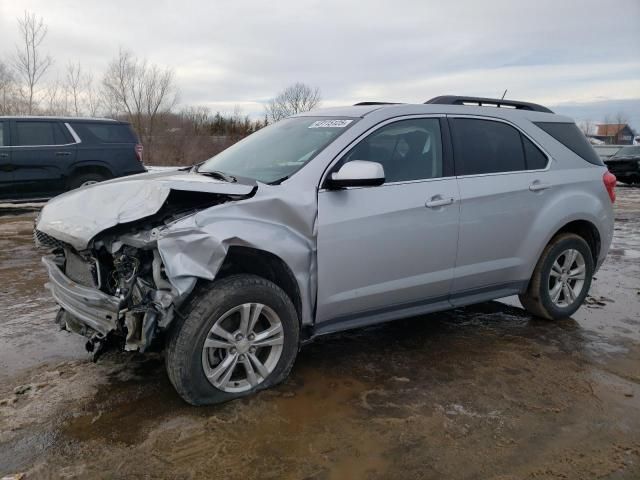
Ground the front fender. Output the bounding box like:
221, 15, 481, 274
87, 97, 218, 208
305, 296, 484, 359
157, 186, 317, 325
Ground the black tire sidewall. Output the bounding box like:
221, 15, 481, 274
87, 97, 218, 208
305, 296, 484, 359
537, 236, 594, 319
168, 275, 299, 405
68, 173, 107, 190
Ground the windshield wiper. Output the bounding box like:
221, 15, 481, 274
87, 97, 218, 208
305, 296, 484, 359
267, 175, 289, 185
196, 170, 237, 183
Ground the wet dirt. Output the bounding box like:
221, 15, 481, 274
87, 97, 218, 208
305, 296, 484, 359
1, 189, 639, 479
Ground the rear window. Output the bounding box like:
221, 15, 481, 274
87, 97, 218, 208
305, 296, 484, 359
535, 122, 603, 166
70, 122, 137, 144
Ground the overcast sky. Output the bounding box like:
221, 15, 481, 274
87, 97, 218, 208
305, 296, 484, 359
1, 0, 639, 128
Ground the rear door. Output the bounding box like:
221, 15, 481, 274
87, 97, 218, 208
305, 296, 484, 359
316, 116, 460, 327
449, 116, 552, 301
0, 120, 13, 199
11, 119, 77, 198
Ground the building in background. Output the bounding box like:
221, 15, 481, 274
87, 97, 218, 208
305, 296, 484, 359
593, 123, 636, 145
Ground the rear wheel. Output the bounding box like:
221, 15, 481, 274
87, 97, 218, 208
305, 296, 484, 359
68, 172, 108, 190
519, 233, 594, 320
165, 274, 299, 405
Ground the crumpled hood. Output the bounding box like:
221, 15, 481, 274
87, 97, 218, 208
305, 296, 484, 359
36, 170, 255, 250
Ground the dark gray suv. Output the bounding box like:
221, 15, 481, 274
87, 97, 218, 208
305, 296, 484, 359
0, 116, 145, 201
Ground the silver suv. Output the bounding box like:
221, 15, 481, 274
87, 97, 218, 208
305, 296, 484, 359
36, 95, 616, 405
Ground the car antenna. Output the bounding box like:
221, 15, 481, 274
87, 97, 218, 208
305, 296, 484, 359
501, 89, 508, 100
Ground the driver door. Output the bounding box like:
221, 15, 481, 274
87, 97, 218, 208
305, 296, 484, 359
315, 117, 460, 331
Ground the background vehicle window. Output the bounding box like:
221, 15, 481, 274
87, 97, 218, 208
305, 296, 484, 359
534, 122, 603, 166
522, 136, 548, 170
70, 122, 137, 143
343, 118, 443, 182
0, 122, 5, 147
451, 118, 526, 175
15, 121, 68, 146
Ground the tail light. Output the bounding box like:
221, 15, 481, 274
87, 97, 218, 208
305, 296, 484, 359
603, 171, 616, 203
135, 144, 144, 164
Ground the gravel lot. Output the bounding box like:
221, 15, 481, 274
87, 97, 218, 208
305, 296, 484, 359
0, 187, 639, 479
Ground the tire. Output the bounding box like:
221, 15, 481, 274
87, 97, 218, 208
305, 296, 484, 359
519, 233, 594, 320
68, 173, 108, 190
165, 274, 300, 405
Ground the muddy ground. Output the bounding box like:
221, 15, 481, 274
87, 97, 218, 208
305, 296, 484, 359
0, 188, 639, 480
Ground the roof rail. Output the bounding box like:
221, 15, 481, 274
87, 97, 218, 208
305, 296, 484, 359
353, 101, 402, 106
425, 95, 553, 113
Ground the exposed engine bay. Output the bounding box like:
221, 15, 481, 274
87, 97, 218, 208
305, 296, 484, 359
36, 188, 250, 357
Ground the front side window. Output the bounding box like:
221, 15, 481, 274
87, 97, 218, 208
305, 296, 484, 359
451, 118, 526, 175
15, 121, 68, 146
342, 118, 443, 183
198, 117, 357, 184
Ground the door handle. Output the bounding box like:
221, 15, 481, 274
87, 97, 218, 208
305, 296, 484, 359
0, 153, 8, 159
426, 196, 454, 208
529, 181, 551, 192
55, 151, 71, 156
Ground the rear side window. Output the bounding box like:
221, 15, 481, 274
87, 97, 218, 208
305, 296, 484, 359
451, 118, 526, 175
14, 121, 70, 146
70, 122, 137, 144
534, 122, 603, 166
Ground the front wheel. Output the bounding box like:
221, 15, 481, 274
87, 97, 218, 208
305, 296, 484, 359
519, 233, 594, 320
165, 274, 300, 405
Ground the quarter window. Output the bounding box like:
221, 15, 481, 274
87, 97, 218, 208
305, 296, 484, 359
451, 118, 526, 175
522, 136, 548, 170
342, 118, 443, 182
14, 121, 69, 146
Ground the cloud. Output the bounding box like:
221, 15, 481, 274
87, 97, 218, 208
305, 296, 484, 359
0, 0, 638, 125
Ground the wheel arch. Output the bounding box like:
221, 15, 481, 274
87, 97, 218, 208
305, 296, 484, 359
216, 246, 303, 327
67, 163, 114, 186
551, 219, 601, 265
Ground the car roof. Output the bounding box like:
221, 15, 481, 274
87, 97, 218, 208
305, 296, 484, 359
296, 101, 571, 124
0, 115, 127, 124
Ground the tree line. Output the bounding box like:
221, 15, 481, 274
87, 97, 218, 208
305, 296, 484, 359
0, 11, 321, 165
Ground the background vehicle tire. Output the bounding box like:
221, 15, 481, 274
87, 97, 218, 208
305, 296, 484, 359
519, 233, 594, 320
165, 274, 300, 405
68, 173, 108, 190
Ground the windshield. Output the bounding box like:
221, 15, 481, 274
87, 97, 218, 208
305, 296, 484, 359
198, 117, 358, 183
613, 146, 640, 157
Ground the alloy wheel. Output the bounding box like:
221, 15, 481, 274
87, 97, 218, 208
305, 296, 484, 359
548, 248, 586, 308
201, 303, 284, 393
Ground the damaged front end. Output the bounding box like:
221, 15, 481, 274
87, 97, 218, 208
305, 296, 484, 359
34, 172, 257, 357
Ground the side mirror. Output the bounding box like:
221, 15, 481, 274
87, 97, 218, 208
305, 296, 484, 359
326, 160, 385, 189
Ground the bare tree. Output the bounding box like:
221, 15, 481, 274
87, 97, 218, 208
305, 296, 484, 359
613, 112, 630, 126
102, 49, 178, 162
266, 82, 321, 122
65, 62, 83, 116
578, 119, 596, 136
0, 61, 19, 115
83, 72, 101, 117
12, 11, 53, 114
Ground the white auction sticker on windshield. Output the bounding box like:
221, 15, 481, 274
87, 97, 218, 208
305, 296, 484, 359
308, 119, 353, 128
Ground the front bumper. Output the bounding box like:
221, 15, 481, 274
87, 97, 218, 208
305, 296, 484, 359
42, 255, 121, 336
